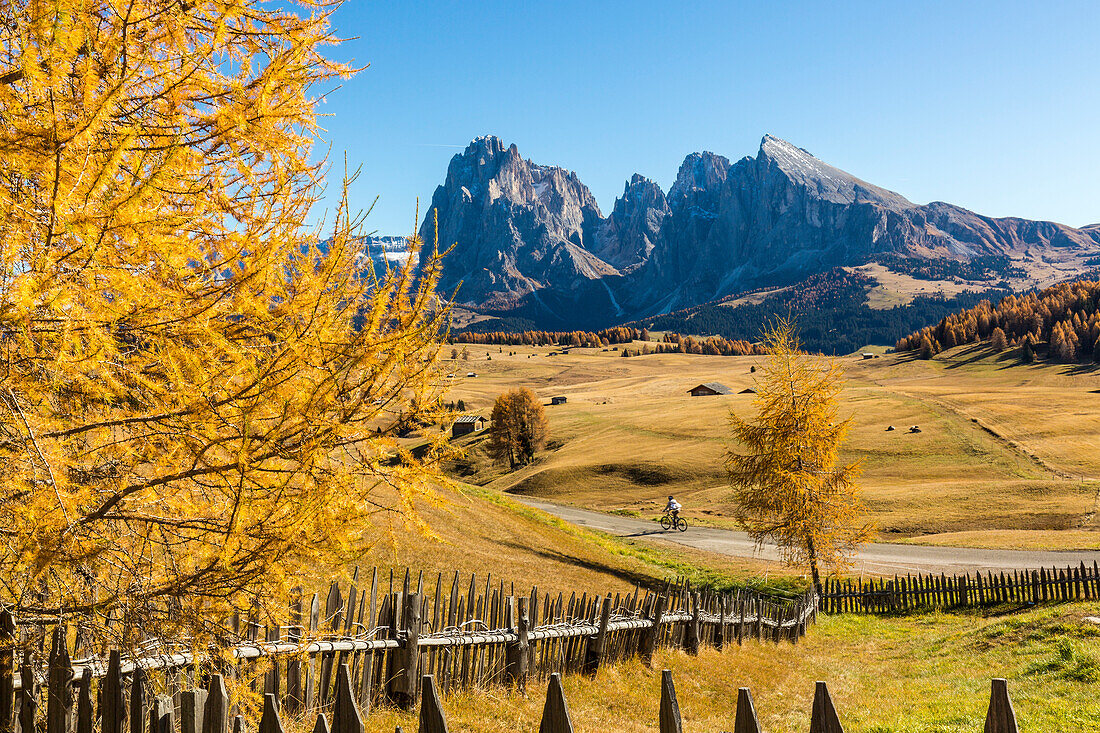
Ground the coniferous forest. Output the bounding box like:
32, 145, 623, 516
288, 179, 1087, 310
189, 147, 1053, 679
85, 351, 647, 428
896, 279, 1100, 363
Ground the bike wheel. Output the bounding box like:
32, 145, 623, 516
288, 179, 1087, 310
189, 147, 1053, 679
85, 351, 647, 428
660, 515, 672, 530
676, 517, 688, 532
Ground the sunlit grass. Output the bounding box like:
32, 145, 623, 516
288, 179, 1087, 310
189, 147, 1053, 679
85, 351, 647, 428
361, 602, 1100, 732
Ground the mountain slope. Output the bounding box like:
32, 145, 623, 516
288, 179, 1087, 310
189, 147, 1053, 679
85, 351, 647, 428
419, 135, 1100, 331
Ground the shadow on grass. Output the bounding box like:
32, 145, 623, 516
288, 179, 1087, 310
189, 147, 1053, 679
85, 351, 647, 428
496, 540, 667, 592
942, 342, 998, 369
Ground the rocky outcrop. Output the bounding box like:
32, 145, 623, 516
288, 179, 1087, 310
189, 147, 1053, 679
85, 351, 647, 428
418, 136, 610, 312
419, 134, 1100, 328
592, 174, 670, 272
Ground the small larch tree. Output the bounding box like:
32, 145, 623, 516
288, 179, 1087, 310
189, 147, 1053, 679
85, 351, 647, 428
488, 388, 548, 469
726, 319, 872, 596
990, 327, 1008, 351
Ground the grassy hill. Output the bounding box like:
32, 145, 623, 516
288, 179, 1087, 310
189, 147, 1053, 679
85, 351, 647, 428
355, 482, 800, 599
441, 341, 1100, 551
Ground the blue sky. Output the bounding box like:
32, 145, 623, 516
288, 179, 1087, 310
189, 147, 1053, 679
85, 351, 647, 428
311, 0, 1100, 236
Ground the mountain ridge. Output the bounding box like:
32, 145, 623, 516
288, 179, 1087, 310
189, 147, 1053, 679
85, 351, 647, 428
417, 134, 1100, 331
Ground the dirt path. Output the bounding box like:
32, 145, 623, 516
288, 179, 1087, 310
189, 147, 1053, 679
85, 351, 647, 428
517, 497, 1100, 575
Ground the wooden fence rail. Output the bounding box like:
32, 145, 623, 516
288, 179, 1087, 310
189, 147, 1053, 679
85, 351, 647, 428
820, 561, 1100, 614
1, 569, 816, 733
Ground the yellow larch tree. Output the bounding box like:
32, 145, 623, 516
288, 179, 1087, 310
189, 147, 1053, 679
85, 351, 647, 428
487, 388, 548, 469
725, 318, 872, 595
0, 1, 454, 650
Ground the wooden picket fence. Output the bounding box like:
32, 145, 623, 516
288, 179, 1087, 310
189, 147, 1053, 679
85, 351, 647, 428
0, 568, 816, 733
403, 669, 1023, 733
821, 562, 1100, 614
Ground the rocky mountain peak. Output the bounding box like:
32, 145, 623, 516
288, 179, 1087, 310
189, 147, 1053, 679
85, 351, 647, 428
667, 151, 731, 212
755, 134, 913, 210
592, 174, 670, 271
419, 136, 610, 311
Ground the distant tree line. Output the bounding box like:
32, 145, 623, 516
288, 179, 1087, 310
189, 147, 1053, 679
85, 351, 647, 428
896, 279, 1100, 363
653, 333, 766, 356
453, 326, 648, 347
874, 254, 1025, 282
453, 325, 766, 357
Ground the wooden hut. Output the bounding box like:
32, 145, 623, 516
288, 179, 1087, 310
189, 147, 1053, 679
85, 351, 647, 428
687, 382, 732, 397
451, 414, 488, 438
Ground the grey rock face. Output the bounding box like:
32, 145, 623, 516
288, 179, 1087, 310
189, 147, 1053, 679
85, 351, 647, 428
419, 135, 610, 310
592, 174, 670, 272
419, 134, 1100, 327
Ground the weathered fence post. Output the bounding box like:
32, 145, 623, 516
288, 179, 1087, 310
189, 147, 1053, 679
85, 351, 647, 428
130, 664, 147, 733
639, 595, 667, 667
318, 582, 343, 706
583, 595, 612, 676
658, 670, 683, 733
15, 653, 31, 733
685, 593, 700, 656
538, 674, 574, 733
152, 696, 175, 733
391, 593, 422, 709
286, 592, 303, 714
201, 674, 229, 733
504, 596, 530, 686
984, 678, 1018, 733
101, 651, 124, 733
71, 668, 92, 733
733, 687, 762, 733
181, 688, 208, 733
810, 681, 844, 733
258, 694, 282, 733
715, 596, 726, 650
418, 676, 448, 733
46, 625, 72, 733
332, 665, 364, 733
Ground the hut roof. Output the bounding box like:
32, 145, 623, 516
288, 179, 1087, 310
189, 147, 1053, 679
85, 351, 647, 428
689, 382, 732, 395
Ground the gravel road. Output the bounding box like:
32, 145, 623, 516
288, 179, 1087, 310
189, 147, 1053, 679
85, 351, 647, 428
516, 497, 1100, 574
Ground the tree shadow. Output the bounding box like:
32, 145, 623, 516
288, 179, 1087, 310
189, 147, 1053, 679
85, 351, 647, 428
496, 541, 668, 592
891, 351, 922, 364
943, 342, 1000, 369
1061, 362, 1100, 376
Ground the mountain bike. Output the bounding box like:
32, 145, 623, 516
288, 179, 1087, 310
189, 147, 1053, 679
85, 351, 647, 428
660, 511, 688, 532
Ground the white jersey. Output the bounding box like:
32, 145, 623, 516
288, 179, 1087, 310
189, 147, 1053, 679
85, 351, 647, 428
665, 500, 681, 513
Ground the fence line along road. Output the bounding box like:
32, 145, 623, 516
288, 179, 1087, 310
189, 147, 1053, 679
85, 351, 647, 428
517, 496, 1100, 574
0, 576, 1029, 733
2, 568, 815, 714
823, 560, 1100, 613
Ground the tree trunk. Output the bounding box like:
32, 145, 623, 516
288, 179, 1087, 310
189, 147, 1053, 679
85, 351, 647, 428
807, 538, 823, 598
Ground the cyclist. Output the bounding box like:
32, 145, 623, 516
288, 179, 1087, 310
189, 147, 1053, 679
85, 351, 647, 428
664, 495, 681, 522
